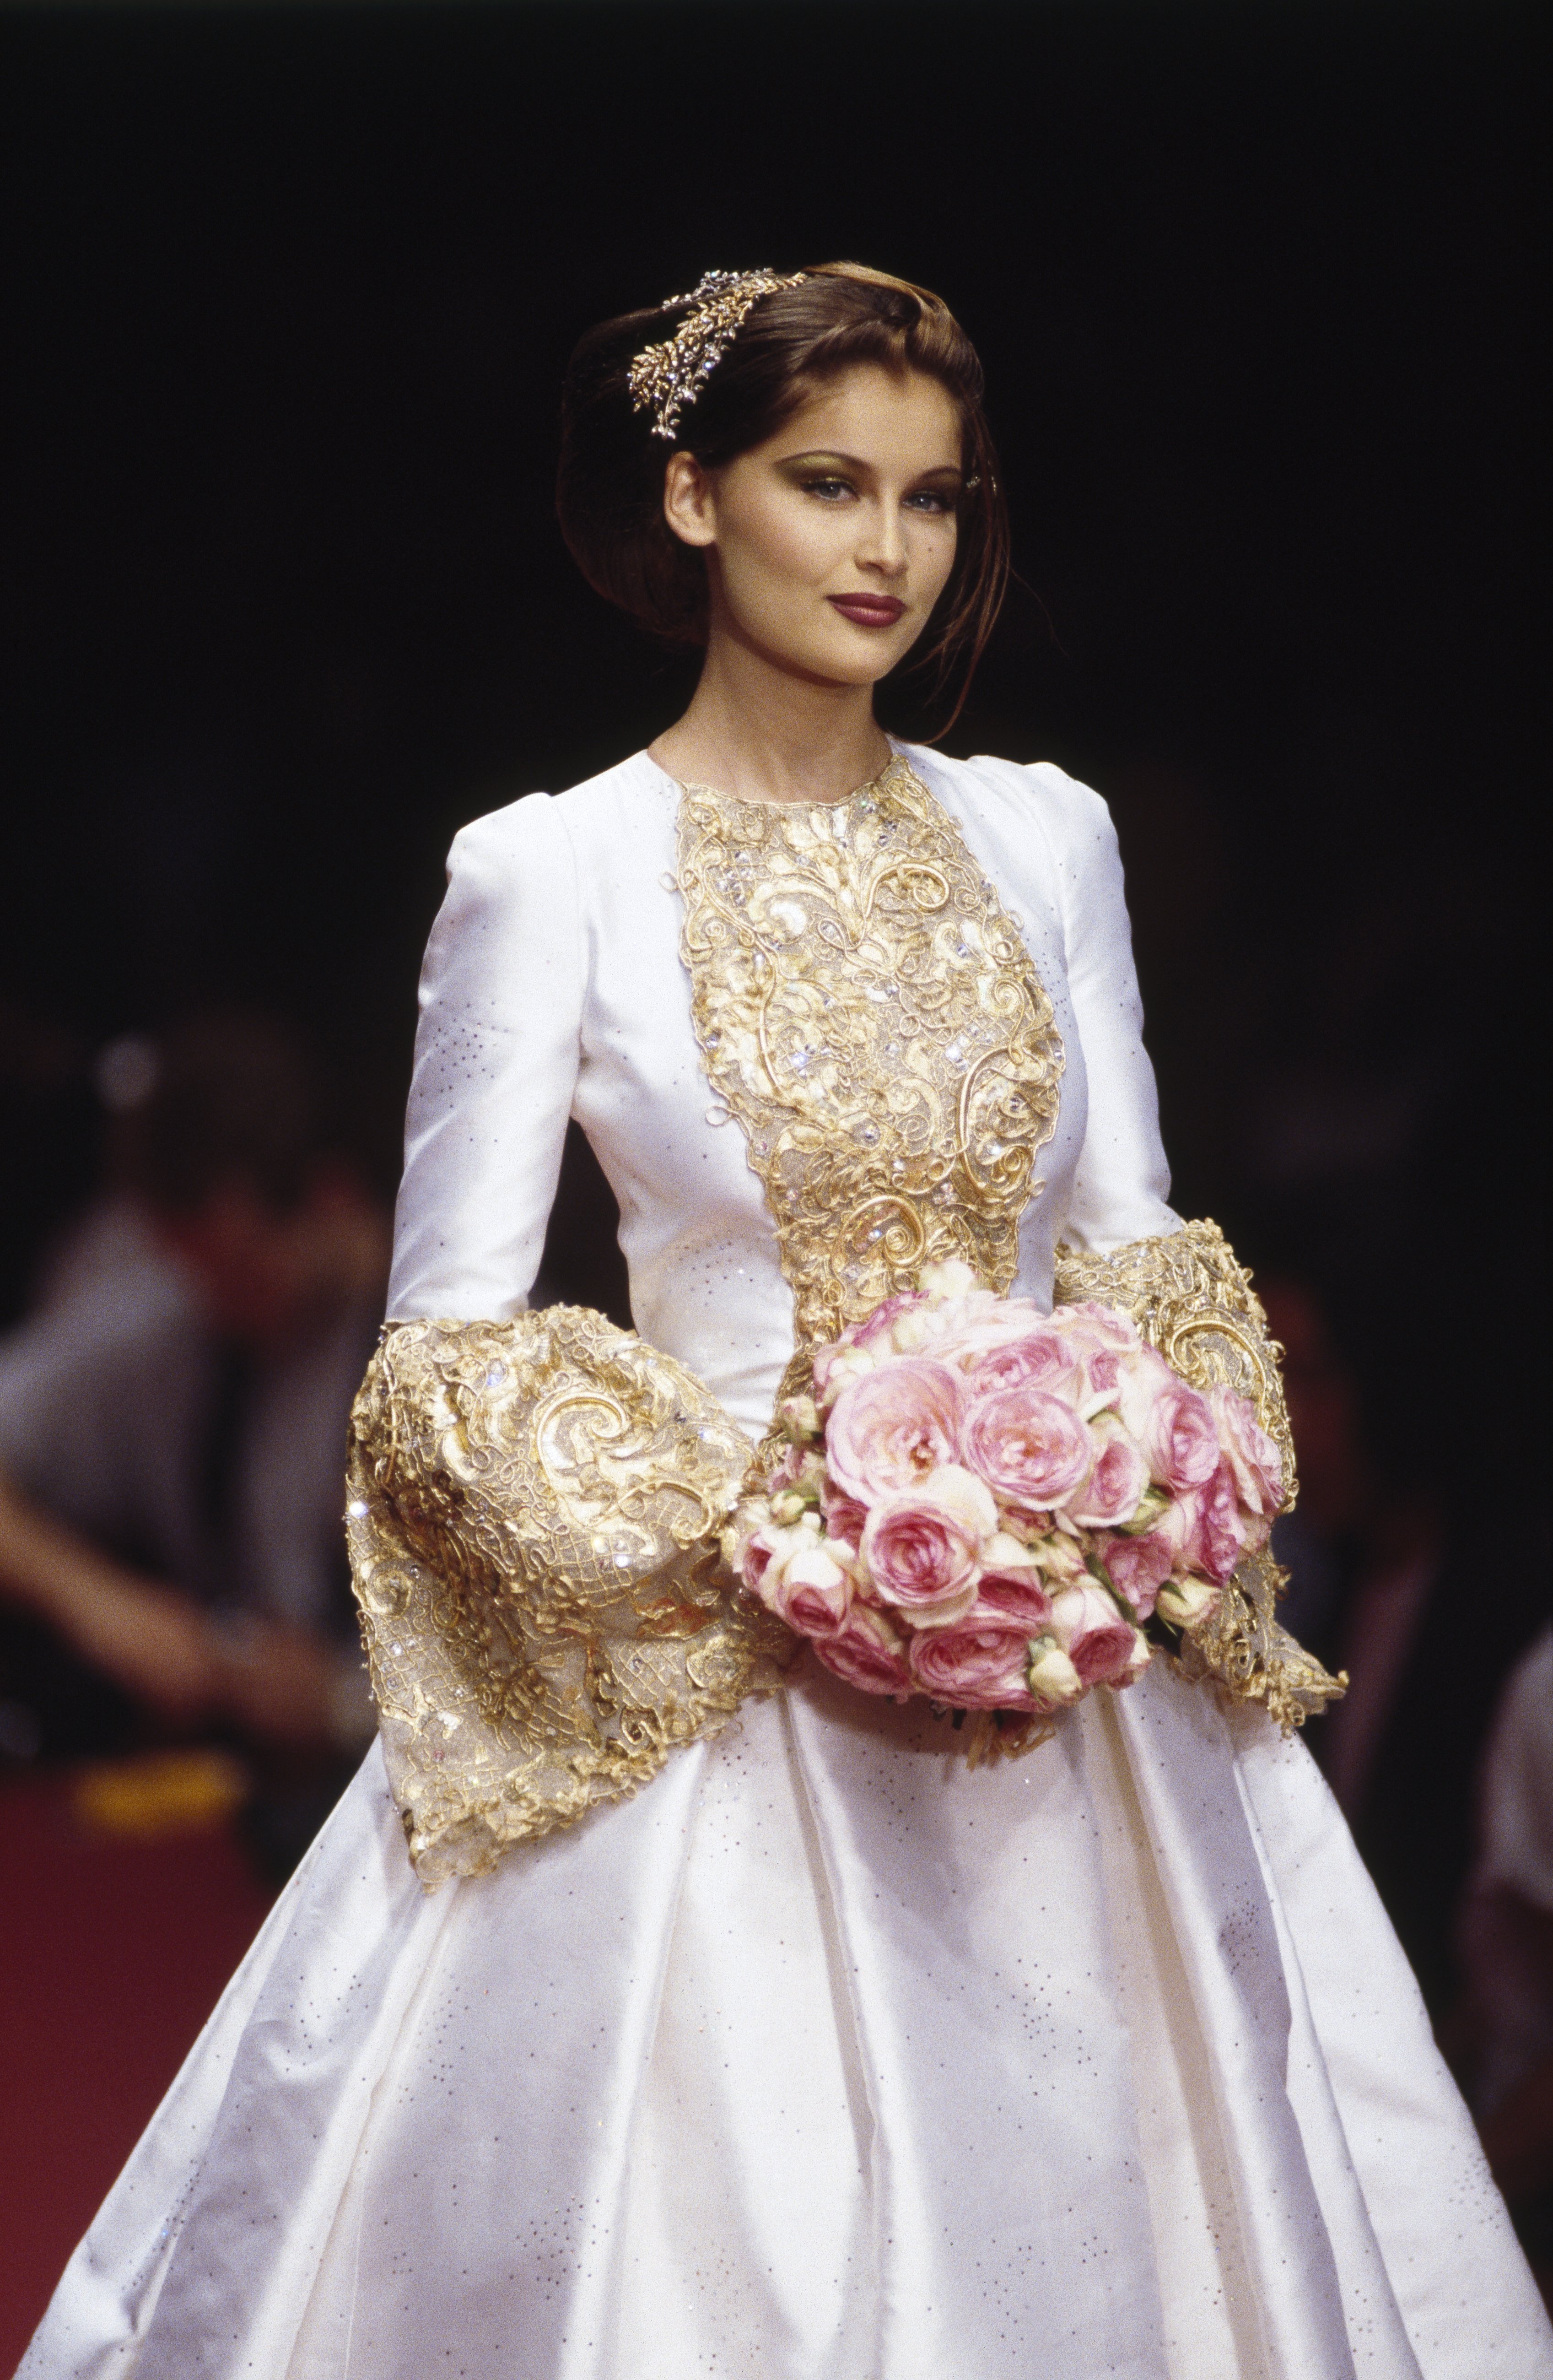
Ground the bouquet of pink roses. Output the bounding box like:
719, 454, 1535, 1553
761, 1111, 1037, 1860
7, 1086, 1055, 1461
729, 1260, 1284, 1721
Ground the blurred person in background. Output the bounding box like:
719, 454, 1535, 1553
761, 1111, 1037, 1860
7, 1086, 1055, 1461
1264, 1273, 1547, 2015
0, 1015, 385, 1870
1455, 1627, 1553, 2308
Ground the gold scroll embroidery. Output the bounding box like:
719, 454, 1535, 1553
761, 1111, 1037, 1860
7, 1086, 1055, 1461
675, 758, 1066, 1358
1055, 1221, 1345, 1730
347, 1308, 793, 1887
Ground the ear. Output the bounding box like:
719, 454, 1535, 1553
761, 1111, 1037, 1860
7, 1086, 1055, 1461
663, 451, 717, 551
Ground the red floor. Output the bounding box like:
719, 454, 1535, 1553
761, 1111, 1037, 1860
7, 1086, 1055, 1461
0, 1766, 273, 2370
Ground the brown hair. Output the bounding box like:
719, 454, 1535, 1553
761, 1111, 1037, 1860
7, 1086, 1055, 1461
556, 264, 1008, 732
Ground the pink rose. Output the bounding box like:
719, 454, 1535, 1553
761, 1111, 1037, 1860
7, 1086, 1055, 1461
766, 1442, 806, 1495
911, 1266, 1031, 1350
738, 1519, 811, 1606
1100, 1527, 1173, 1619
1066, 1423, 1149, 1529
860, 1465, 995, 1623
927, 1304, 1070, 1380
1195, 1461, 1251, 1582
906, 1616, 1039, 1711
1056, 1300, 1140, 1355
825, 1359, 965, 1503
767, 1541, 853, 1636
974, 1536, 1054, 1631
765, 1444, 826, 1523
811, 1341, 879, 1411
833, 1290, 931, 1363
1155, 1463, 1248, 1585
1140, 1379, 1222, 1493
961, 1387, 1094, 1512
814, 1282, 990, 1387
1056, 1309, 1146, 1412
819, 1475, 870, 1551
937, 1320, 1083, 1399
1208, 1386, 1284, 1518
976, 1574, 1054, 1630
1050, 1582, 1149, 1687
811, 1603, 913, 1700
1114, 1344, 1183, 1439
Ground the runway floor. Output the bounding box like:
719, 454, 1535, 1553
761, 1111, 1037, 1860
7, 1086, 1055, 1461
0, 1758, 273, 2371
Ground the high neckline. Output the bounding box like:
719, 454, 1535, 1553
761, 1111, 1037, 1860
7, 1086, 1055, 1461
642, 741, 910, 812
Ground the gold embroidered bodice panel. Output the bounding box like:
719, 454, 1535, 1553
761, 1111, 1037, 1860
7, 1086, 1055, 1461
674, 757, 1066, 1351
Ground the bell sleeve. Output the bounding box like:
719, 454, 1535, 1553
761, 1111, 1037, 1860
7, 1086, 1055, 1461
356, 796, 789, 1888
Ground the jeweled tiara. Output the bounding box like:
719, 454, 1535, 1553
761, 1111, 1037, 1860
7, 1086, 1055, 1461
627, 268, 808, 443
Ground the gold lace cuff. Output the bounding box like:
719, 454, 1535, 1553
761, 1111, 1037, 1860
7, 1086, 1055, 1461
346, 1309, 793, 1888
1055, 1220, 1345, 1731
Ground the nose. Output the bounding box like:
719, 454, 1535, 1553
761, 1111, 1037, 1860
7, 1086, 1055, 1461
857, 497, 908, 579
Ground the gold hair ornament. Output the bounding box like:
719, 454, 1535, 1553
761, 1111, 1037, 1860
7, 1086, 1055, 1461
628, 268, 808, 443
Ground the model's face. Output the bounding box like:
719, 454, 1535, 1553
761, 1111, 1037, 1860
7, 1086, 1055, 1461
664, 364, 964, 687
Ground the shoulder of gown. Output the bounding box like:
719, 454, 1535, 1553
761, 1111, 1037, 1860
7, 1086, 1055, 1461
386, 755, 676, 1325
898, 745, 1120, 916
901, 746, 1180, 1255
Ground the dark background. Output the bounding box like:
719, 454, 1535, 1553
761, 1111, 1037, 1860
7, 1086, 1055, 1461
0, 4, 1546, 2329
0, 0, 1539, 1446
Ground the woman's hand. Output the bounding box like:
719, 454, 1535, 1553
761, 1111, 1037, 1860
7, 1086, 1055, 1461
0, 1467, 370, 1749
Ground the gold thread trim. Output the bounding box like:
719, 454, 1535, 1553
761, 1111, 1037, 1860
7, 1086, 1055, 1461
1056, 1221, 1346, 1729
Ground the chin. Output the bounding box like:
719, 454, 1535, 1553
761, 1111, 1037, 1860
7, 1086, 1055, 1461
788, 625, 917, 688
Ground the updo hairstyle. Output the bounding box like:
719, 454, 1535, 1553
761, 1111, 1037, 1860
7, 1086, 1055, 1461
556, 264, 1008, 727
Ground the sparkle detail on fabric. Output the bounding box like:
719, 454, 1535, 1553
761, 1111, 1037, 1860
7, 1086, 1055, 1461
674, 756, 1067, 1373
627, 268, 808, 441
1055, 1220, 1346, 1730
346, 1308, 793, 1887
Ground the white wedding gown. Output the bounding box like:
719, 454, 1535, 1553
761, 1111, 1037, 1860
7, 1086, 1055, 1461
22, 746, 1551, 2379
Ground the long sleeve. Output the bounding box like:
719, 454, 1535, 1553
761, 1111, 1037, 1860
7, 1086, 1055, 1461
1027, 762, 1180, 1253
366, 789, 791, 1884
386, 793, 584, 1322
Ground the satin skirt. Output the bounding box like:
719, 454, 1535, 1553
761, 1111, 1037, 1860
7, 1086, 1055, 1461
20, 1661, 1552, 2380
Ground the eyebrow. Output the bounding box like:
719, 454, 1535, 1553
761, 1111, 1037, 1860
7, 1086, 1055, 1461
777, 448, 965, 480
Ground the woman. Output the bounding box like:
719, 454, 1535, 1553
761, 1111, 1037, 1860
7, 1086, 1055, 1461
22, 264, 1550, 2379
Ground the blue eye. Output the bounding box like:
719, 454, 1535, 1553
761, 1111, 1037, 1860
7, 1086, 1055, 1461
905, 489, 955, 515
804, 477, 854, 502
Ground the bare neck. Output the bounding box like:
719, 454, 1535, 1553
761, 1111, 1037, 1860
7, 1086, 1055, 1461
648, 628, 894, 807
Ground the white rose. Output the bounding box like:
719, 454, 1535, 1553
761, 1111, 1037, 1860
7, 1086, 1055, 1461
919, 1258, 986, 1303
779, 1392, 820, 1444
1029, 1530, 1089, 1584
1027, 1634, 1084, 1708
1156, 1575, 1219, 1629
982, 1529, 1043, 1577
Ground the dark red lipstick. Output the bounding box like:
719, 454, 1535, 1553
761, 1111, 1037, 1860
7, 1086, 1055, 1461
827, 594, 906, 628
